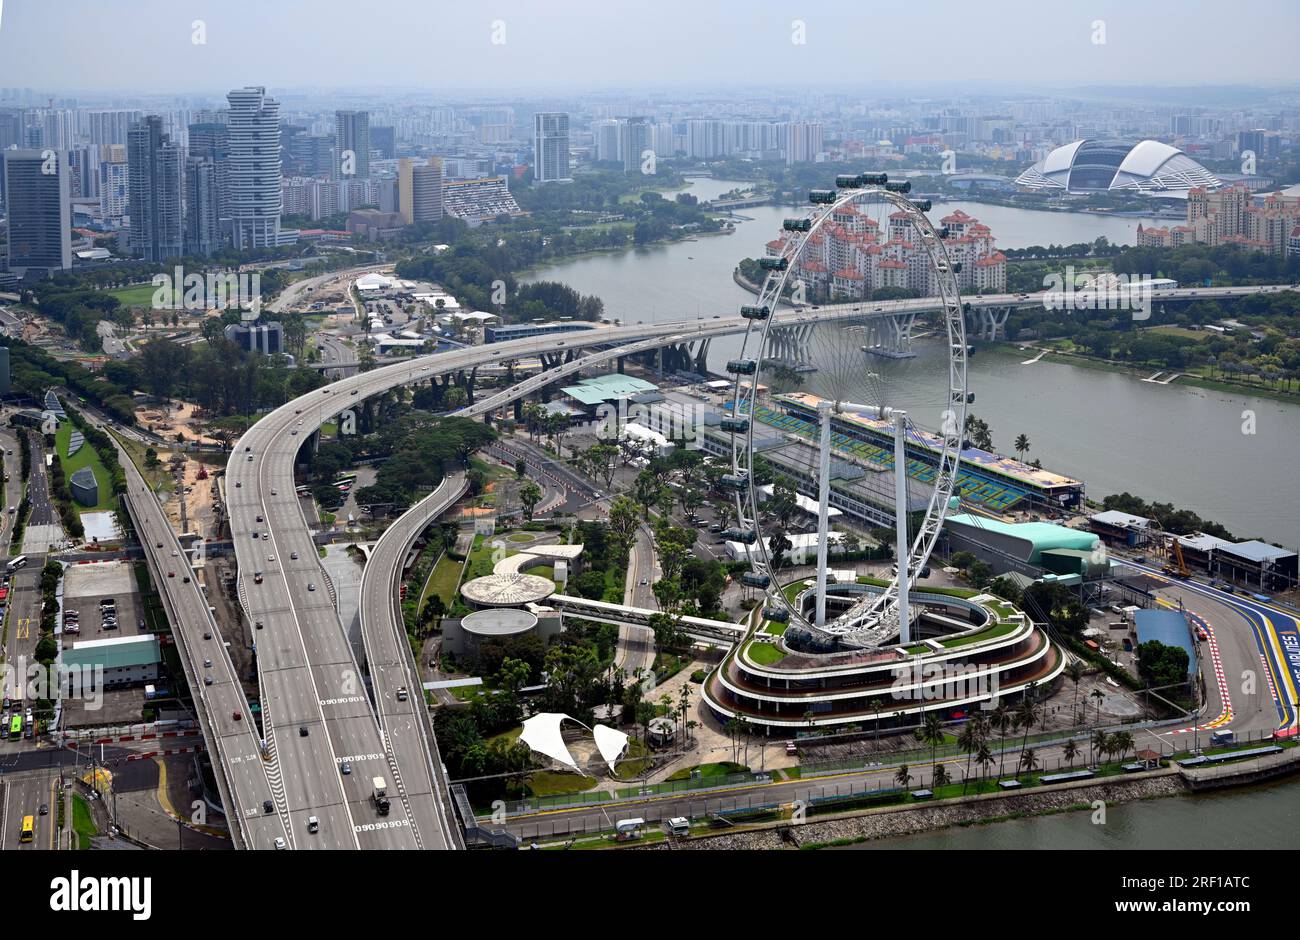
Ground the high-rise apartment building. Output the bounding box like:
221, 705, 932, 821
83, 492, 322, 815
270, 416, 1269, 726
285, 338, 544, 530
620, 117, 653, 174
533, 112, 571, 183
127, 116, 185, 261
334, 110, 371, 180
398, 156, 443, 225
371, 125, 396, 160
188, 122, 230, 221
226, 86, 282, 250
186, 157, 222, 256
99, 153, 129, 226
3, 149, 72, 276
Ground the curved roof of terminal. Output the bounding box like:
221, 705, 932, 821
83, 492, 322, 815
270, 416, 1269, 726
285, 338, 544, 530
947, 514, 1098, 562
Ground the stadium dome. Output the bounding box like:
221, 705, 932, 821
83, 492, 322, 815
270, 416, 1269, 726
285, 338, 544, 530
1015, 139, 1221, 197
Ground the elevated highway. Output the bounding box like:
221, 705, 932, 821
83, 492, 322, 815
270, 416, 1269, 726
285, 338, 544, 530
107, 434, 289, 850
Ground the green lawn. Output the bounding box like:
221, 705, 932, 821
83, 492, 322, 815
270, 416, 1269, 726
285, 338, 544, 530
420, 553, 464, 613
746, 640, 785, 665
108, 283, 159, 307
56, 422, 115, 511
939, 621, 1021, 648
71, 794, 98, 849
666, 761, 748, 782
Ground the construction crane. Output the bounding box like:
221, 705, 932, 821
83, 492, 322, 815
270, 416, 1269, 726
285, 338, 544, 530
1163, 538, 1190, 579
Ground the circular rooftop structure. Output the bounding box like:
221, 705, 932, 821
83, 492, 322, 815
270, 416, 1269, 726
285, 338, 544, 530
460, 572, 555, 608
461, 607, 539, 638
1015, 139, 1221, 197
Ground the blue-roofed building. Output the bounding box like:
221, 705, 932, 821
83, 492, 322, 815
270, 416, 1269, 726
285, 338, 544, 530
1133, 608, 1198, 677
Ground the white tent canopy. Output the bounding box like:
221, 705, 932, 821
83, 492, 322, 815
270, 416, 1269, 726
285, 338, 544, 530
519, 712, 628, 773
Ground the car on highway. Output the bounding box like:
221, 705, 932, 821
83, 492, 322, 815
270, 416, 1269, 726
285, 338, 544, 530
255, 620, 264, 630
263, 799, 273, 813
262, 533, 270, 541
171, 549, 178, 557
308, 583, 316, 591
274, 837, 287, 850
256, 515, 264, 523
245, 445, 252, 452
39, 803, 48, 816
155, 541, 163, 548
235, 481, 242, 488
204, 675, 213, 686
233, 710, 243, 721
204, 658, 212, 668
290, 551, 299, 560
308, 815, 319, 833
167, 571, 175, 578
271, 489, 277, 496
396, 687, 408, 701
203, 630, 212, 640
299, 726, 308, 737
247, 454, 253, 461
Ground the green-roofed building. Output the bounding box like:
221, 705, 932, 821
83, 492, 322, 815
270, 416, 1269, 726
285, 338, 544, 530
61, 635, 161, 689
944, 513, 1101, 581
560, 373, 659, 411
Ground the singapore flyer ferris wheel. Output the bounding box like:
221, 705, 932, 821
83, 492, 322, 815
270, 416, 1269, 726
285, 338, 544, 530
723, 173, 969, 650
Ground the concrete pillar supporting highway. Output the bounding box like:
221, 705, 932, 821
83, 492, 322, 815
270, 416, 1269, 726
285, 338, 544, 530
691, 338, 711, 374
616, 355, 626, 374
514, 398, 523, 422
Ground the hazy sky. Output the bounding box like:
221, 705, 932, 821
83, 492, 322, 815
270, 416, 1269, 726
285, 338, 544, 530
1, 0, 1297, 95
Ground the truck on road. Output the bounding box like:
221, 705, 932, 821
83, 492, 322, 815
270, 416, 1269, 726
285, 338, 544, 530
372, 777, 391, 816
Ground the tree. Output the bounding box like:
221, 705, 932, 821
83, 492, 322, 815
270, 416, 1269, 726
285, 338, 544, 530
1064, 737, 1079, 769
1013, 433, 1031, 461
931, 762, 950, 791
519, 481, 542, 522
895, 764, 913, 790
916, 713, 945, 776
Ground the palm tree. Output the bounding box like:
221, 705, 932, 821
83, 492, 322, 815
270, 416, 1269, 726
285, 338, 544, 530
1014, 693, 1040, 770
917, 713, 945, 772
1113, 730, 1134, 763
991, 702, 1012, 779
869, 698, 885, 742
975, 742, 996, 788
932, 762, 950, 791
1066, 661, 1085, 725
895, 764, 913, 790
957, 719, 981, 794
1090, 687, 1106, 725
1014, 433, 1031, 461
1063, 738, 1079, 769
1091, 729, 1108, 768
1019, 747, 1039, 776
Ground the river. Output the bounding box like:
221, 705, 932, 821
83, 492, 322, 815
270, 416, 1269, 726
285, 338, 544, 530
524, 180, 1299, 547
845, 780, 1300, 850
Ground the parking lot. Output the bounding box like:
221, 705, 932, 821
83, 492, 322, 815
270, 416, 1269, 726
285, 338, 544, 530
61, 560, 143, 642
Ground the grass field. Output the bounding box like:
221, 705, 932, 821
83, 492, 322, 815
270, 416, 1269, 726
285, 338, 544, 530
71, 794, 98, 849
108, 283, 159, 307
55, 422, 115, 511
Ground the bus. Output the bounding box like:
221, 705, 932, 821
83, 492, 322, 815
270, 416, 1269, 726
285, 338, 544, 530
9, 715, 22, 739
6, 555, 27, 573
20, 815, 34, 843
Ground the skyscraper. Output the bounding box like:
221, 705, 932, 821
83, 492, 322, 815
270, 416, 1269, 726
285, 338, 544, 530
127, 116, 184, 261
371, 125, 396, 160
334, 110, 371, 181
3, 149, 72, 276
620, 117, 653, 174
186, 157, 221, 256
533, 112, 571, 183
398, 156, 443, 225
226, 86, 282, 250
99, 153, 129, 226
188, 121, 231, 221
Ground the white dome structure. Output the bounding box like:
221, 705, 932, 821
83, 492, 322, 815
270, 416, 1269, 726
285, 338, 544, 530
1016, 139, 1221, 197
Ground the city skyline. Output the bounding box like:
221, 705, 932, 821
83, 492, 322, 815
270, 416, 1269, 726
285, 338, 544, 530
0, 0, 1297, 93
